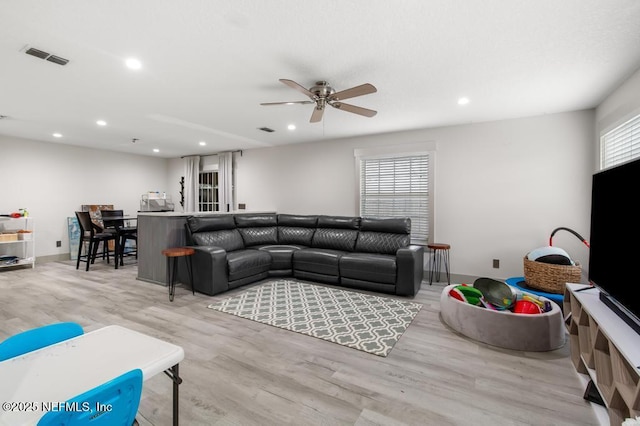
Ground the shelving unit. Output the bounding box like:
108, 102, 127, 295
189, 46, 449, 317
0, 216, 35, 269
564, 283, 640, 426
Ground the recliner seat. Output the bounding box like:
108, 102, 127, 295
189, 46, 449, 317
292, 216, 359, 285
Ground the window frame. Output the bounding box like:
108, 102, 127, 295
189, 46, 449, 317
198, 171, 219, 212
600, 112, 640, 170
354, 143, 435, 245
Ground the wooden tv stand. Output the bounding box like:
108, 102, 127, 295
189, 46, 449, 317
564, 283, 640, 425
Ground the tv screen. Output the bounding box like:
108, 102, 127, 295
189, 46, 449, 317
589, 157, 640, 334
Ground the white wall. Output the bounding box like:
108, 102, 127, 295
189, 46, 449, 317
168, 157, 187, 212
234, 110, 595, 280
0, 135, 169, 259
2, 109, 595, 280
595, 67, 640, 159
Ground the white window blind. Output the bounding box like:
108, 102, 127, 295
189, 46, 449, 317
601, 113, 640, 169
359, 154, 429, 243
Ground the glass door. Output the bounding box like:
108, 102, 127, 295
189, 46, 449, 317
199, 172, 219, 212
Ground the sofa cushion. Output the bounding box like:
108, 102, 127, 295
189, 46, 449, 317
340, 253, 397, 284
278, 226, 315, 246
187, 215, 236, 232
317, 215, 360, 230
276, 214, 316, 245
258, 244, 304, 271
355, 217, 411, 254
227, 249, 271, 281
238, 227, 278, 246
235, 214, 278, 227
355, 232, 410, 255
293, 248, 344, 276
192, 229, 244, 252
234, 214, 279, 246
311, 215, 360, 251
312, 228, 358, 251
360, 217, 410, 234
277, 214, 318, 227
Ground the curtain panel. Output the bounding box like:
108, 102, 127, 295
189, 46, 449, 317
183, 155, 200, 212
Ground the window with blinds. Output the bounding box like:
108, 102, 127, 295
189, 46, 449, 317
359, 154, 429, 244
601, 113, 640, 169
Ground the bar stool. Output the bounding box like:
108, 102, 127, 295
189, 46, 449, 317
161, 247, 195, 302
428, 243, 450, 285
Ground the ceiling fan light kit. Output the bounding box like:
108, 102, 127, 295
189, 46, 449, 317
261, 79, 377, 123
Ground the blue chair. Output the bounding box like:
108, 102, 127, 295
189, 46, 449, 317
37, 369, 143, 426
0, 322, 84, 362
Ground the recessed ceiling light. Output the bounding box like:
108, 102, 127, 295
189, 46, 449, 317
287, 124, 296, 131
125, 58, 142, 70
52, 133, 62, 138
199, 141, 206, 146
153, 148, 160, 153
96, 120, 107, 126
458, 97, 470, 105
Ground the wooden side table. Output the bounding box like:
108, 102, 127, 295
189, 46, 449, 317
427, 243, 450, 285
161, 247, 195, 302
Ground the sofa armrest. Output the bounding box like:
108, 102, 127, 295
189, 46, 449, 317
395, 245, 424, 297
189, 245, 229, 296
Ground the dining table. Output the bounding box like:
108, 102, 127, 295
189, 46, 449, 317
100, 215, 137, 269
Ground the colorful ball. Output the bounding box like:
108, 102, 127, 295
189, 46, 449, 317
449, 285, 484, 306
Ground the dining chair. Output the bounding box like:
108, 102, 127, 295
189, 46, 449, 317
75, 211, 116, 271
37, 368, 143, 426
0, 322, 84, 362
100, 209, 137, 268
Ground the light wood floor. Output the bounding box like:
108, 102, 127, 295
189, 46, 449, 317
0, 260, 600, 426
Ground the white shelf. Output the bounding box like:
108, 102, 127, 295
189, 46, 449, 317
569, 284, 640, 368
573, 371, 610, 426
0, 217, 35, 269
565, 283, 640, 426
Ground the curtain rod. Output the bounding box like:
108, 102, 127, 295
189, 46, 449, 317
181, 149, 243, 159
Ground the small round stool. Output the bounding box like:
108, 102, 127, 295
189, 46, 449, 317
428, 243, 450, 285
161, 247, 195, 302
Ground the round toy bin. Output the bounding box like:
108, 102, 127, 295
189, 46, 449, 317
439, 285, 565, 352
523, 256, 581, 294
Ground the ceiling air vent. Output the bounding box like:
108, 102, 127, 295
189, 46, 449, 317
23, 46, 69, 66
258, 127, 275, 133
46, 55, 69, 66
25, 47, 49, 59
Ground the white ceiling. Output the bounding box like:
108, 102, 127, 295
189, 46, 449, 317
1, 1, 640, 158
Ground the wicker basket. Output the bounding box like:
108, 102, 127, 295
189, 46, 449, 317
523, 256, 581, 294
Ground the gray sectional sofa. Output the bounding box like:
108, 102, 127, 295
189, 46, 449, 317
185, 213, 424, 297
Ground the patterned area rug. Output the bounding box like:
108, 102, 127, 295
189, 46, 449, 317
207, 279, 422, 357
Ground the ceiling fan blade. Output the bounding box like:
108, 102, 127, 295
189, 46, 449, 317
329, 83, 377, 101
310, 106, 325, 123
260, 100, 315, 106
330, 102, 377, 117
279, 79, 316, 99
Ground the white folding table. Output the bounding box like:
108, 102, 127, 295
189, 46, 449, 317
0, 325, 184, 426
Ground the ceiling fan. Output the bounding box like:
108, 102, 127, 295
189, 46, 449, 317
261, 79, 377, 123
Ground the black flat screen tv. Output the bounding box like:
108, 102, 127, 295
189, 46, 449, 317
588, 157, 640, 334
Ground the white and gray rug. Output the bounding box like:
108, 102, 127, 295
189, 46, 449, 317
207, 279, 422, 357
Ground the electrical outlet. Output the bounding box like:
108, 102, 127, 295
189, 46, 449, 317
238, 203, 246, 210
56, 240, 61, 247
493, 259, 500, 268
